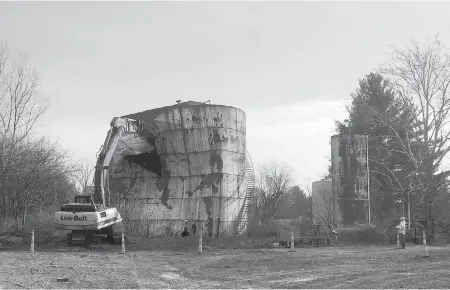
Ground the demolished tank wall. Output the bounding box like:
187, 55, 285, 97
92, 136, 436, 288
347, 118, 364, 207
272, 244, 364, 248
331, 134, 369, 226
108, 103, 247, 236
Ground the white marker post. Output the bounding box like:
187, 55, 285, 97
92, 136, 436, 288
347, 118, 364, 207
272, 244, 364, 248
423, 230, 428, 257
198, 227, 203, 254
120, 230, 126, 254
30, 229, 35, 253
289, 227, 295, 252
396, 229, 400, 249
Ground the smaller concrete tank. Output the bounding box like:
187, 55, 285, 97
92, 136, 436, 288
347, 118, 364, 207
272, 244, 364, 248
312, 179, 338, 225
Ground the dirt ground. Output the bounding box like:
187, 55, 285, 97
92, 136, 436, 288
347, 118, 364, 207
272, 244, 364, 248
1, 236, 450, 289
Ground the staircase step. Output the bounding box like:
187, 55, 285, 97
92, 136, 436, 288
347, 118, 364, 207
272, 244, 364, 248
236, 150, 254, 235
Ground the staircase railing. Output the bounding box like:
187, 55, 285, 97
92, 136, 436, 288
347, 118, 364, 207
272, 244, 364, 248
236, 149, 255, 234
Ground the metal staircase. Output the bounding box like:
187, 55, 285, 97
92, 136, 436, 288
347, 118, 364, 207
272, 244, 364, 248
236, 150, 255, 234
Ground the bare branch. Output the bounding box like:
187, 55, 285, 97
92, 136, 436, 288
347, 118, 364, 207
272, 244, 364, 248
252, 160, 293, 226
0, 43, 49, 221
312, 188, 333, 226
376, 36, 450, 202
72, 158, 95, 194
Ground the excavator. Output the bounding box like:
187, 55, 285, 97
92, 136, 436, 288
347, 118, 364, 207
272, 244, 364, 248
54, 117, 146, 246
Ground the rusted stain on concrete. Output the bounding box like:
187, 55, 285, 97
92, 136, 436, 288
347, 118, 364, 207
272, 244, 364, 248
203, 196, 213, 214
209, 129, 229, 146
185, 152, 225, 196
209, 151, 223, 171
210, 129, 221, 144
187, 151, 225, 194
157, 176, 172, 209
194, 173, 223, 194
203, 196, 214, 236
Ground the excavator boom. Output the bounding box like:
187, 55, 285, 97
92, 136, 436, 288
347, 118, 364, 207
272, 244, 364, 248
93, 117, 141, 206
55, 117, 145, 246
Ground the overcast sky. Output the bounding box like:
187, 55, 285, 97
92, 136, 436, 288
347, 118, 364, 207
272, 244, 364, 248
1, 1, 450, 187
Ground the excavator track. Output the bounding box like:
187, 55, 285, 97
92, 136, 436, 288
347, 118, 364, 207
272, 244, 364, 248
67, 231, 87, 246
67, 230, 110, 247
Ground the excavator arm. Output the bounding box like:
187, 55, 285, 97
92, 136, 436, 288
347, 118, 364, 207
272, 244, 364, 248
93, 117, 143, 206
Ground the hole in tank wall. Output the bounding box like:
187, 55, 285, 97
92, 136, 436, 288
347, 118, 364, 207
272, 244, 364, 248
123, 150, 163, 176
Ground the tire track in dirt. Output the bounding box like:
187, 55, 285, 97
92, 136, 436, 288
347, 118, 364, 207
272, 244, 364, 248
150, 252, 241, 289
108, 254, 142, 289
165, 251, 329, 289
127, 252, 194, 289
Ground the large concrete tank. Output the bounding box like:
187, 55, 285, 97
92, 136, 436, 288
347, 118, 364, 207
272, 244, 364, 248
331, 134, 369, 226
105, 101, 248, 236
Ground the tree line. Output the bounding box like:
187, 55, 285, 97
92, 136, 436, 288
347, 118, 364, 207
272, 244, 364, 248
0, 44, 94, 230
251, 35, 450, 232
323, 35, 450, 230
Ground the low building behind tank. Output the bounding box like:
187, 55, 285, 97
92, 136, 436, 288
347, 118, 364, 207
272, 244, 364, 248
98, 101, 248, 236
311, 179, 339, 226
331, 134, 369, 226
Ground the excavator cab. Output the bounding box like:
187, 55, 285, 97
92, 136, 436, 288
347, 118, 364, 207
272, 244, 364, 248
74, 195, 94, 204
59, 195, 97, 213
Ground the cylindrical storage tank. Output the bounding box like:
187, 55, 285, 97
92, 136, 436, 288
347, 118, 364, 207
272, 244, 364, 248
108, 102, 247, 236
311, 179, 336, 225
331, 134, 369, 226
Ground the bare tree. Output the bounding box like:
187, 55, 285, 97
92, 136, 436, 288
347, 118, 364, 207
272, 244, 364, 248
73, 158, 95, 194
0, 43, 47, 217
373, 35, 450, 223
253, 161, 293, 227
311, 187, 333, 226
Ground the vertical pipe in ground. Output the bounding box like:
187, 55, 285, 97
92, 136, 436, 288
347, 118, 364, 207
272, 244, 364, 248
289, 227, 295, 252
30, 229, 35, 253
120, 230, 126, 254
423, 230, 428, 257
198, 226, 203, 254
